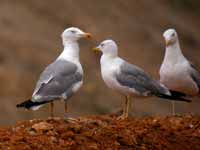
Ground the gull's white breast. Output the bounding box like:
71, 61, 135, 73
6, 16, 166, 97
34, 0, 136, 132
160, 61, 198, 95
100, 57, 136, 95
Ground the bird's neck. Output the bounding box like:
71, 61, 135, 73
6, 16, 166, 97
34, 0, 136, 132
163, 41, 185, 65
58, 40, 80, 62
100, 54, 117, 66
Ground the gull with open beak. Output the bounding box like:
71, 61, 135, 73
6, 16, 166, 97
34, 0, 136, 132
93, 39, 190, 119
160, 28, 199, 115
17, 27, 92, 118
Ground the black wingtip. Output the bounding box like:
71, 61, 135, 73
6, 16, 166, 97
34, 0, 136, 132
174, 97, 191, 103
16, 99, 45, 109
169, 90, 187, 97
16, 99, 33, 109
156, 93, 191, 103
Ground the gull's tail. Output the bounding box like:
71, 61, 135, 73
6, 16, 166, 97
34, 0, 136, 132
16, 99, 45, 110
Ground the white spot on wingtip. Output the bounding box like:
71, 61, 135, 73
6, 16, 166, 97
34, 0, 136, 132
30, 105, 43, 111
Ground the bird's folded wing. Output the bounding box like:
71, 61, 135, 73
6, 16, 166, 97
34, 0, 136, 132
190, 63, 200, 91
32, 60, 82, 102
116, 62, 168, 95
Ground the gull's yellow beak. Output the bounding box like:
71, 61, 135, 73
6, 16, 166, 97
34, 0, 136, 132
165, 39, 173, 46
92, 47, 101, 54
83, 33, 92, 39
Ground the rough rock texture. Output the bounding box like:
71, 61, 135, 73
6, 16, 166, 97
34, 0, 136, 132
1, 0, 200, 124
0, 115, 199, 150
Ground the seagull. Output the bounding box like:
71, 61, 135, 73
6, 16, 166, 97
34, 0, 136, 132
93, 39, 190, 119
160, 28, 199, 115
17, 27, 92, 118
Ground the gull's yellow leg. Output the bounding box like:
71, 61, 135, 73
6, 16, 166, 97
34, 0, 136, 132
50, 101, 54, 118
64, 101, 78, 123
172, 101, 176, 116
117, 95, 130, 120
125, 95, 131, 118
65, 101, 68, 114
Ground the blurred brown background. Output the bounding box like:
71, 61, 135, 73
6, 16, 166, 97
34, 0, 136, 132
0, 0, 200, 125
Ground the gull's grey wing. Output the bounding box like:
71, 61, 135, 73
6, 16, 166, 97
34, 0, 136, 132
116, 62, 168, 96
32, 60, 82, 102
190, 63, 200, 91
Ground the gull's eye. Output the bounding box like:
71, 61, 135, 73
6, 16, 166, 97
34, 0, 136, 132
171, 33, 175, 37
101, 43, 104, 47
71, 30, 76, 34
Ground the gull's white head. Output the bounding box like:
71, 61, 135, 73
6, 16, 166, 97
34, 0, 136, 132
93, 39, 118, 57
163, 28, 178, 47
62, 27, 92, 44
